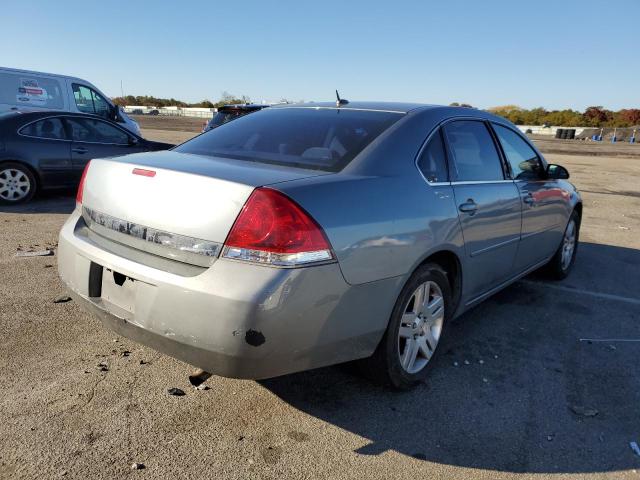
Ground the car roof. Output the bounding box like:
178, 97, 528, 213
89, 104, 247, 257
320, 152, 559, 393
269, 101, 435, 114
218, 104, 269, 111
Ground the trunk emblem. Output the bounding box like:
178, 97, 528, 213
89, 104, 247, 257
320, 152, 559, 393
132, 168, 156, 177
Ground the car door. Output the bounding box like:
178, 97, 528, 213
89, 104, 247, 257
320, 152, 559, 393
18, 117, 74, 187
442, 120, 522, 300
64, 116, 143, 178
491, 123, 566, 270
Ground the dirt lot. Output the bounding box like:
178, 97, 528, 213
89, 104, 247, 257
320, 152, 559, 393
1, 133, 639, 479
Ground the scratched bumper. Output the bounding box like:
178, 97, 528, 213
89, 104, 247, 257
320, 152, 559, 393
57, 209, 394, 379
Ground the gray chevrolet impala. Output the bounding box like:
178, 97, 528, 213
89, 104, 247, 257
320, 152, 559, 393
58, 102, 582, 389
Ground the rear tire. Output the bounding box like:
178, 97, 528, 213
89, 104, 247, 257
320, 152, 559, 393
360, 263, 452, 390
545, 210, 580, 280
0, 162, 37, 205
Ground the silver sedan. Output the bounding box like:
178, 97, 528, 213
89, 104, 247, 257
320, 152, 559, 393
58, 102, 582, 389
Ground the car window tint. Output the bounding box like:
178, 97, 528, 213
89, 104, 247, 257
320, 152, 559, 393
444, 121, 504, 181
20, 118, 67, 140
67, 117, 129, 144
417, 130, 448, 182
176, 108, 402, 172
493, 124, 542, 180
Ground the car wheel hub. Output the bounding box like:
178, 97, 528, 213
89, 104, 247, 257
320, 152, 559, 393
0, 169, 30, 201
398, 280, 445, 374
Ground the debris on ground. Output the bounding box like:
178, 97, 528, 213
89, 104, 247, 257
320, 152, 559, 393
630, 441, 640, 458
131, 463, 145, 470
195, 384, 210, 391
478, 359, 484, 364
482, 378, 488, 383
547, 434, 555, 441
53, 295, 72, 304
97, 362, 108, 372
463, 360, 470, 365
120, 351, 131, 357
569, 405, 599, 417
15, 249, 54, 257
453, 361, 459, 367
139, 360, 148, 365
167, 387, 185, 396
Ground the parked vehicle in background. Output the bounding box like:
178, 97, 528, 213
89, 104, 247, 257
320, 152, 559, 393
148, 109, 159, 116
201, 104, 269, 132
0, 111, 173, 204
0, 67, 141, 135
58, 102, 581, 389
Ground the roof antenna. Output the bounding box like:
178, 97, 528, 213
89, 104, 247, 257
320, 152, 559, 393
336, 90, 349, 107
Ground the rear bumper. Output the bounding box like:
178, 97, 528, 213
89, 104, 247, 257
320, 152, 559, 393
58, 209, 401, 379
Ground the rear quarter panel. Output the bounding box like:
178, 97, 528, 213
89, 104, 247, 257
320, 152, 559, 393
277, 171, 465, 286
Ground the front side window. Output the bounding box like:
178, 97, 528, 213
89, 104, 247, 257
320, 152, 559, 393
176, 108, 403, 172
20, 118, 67, 140
417, 129, 448, 183
443, 120, 504, 181
66, 117, 129, 144
72, 84, 111, 119
493, 124, 542, 180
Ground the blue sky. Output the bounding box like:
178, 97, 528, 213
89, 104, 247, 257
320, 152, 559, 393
1, 0, 636, 110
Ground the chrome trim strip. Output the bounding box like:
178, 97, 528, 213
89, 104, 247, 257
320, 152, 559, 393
451, 180, 516, 185
82, 207, 221, 267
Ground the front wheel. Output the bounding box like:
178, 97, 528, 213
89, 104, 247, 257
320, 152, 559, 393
545, 210, 580, 279
361, 263, 451, 390
0, 163, 37, 205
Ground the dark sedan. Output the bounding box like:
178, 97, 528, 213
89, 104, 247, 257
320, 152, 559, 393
0, 111, 174, 204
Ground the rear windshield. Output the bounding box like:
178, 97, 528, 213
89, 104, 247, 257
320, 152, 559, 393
208, 110, 246, 127
177, 107, 403, 171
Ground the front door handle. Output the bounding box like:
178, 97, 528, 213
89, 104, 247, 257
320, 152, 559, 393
72, 147, 88, 154
522, 191, 535, 206
458, 199, 478, 215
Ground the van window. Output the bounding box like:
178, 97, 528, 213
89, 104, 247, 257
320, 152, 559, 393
20, 118, 67, 140
72, 84, 111, 119
0, 73, 64, 109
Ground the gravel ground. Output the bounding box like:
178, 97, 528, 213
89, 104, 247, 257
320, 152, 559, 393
1, 138, 639, 479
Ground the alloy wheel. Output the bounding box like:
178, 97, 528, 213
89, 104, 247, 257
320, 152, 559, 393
0, 168, 31, 202
561, 219, 576, 270
398, 280, 445, 374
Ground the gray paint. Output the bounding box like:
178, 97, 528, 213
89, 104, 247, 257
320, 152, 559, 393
58, 103, 582, 379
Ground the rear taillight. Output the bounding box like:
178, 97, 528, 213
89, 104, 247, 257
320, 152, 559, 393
76, 161, 91, 205
222, 187, 334, 267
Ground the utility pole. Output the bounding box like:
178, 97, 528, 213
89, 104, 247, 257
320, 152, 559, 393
120, 80, 124, 98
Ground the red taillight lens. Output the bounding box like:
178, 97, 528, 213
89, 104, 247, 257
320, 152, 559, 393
223, 188, 334, 266
76, 161, 91, 205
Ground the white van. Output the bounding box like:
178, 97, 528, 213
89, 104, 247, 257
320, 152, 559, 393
0, 67, 140, 135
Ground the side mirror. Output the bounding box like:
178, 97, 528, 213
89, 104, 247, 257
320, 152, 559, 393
128, 136, 139, 146
546, 164, 569, 179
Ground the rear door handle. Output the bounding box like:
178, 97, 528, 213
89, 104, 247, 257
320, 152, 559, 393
458, 199, 478, 215
72, 147, 88, 154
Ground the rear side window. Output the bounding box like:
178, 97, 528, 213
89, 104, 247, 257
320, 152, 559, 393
20, 118, 67, 140
492, 124, 542, 180
443, 121, 504, 181
417, 130, 448, 182
0, 73, 64, 109
66, 117, 129, 144
176, 108, 403, 172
